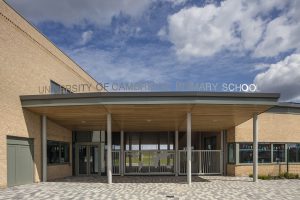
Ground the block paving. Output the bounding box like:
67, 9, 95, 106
1, 176, 300, 200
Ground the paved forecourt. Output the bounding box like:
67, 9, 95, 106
0, 176, 299, 200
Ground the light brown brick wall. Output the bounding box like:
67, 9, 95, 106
232, 164, 300, 176
235, 113, 300, 142
226, 127, 235, 143
0, 1, 101, 187
227, 112, 300, 177
47, 120, 72, 180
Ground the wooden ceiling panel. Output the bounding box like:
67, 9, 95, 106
25, 104, 271, 132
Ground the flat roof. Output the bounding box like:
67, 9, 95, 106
20, 92, 280, 107
21, 91, 280, 100
20, 92, 280, 131
277, 102, 300, 108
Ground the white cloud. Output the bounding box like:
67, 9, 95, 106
254, 53, 300, 102
79, 30, 93, 45
164, 0, 300, 58
65, 47, 168, 84
7, 0, 152, 26
253, 15, 300, 57
167, 0, 188, 6
252, 63, 271, 72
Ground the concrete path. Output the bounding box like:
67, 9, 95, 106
0, 176, 299, 200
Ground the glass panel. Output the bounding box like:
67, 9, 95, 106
112, 132, 120, 150
228, 143, 235, 164
125, 133, 140, 150
141, 134, 159, 150
288, 144, 300, 162
90, 146, 98, 174
273, 144, 285, 162
160, 133, 168, 150
112, 151, 120, 174
124, 150, 175, 174
125, 151, 140, 173
78, 146, 87, 174
204, 136, 217, 150
258, 144, 271, 163
60, 143, 69, 163
239, 143, 253, 163
125, 132, 175, 151
50, 80, 71, 94
92, 131, 101, 142
47, 141, 60, 164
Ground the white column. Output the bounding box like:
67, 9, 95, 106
253, 113, 258, 182
107, 113, 112, 184
100, 131, 106, 174
175, 130, 179, 176
120, 130, 124, 176
220, 130, 224, 175
42, 115, 47, 182
187, 113, 192, 185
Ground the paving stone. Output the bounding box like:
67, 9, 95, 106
0, 176, 299, 200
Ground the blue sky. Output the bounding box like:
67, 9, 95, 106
6, 0, 300, 102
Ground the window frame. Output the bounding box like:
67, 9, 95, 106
258, 143, 271, 163
227, 143, 236, 164
47, 140, 70, 165
287, 143, 300, 163
239, 143, 253, 164
235, 142, 300, 165
272, 143, 286, 163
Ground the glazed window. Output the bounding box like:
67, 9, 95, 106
273, 144, 285, 162
47, 141, 70, 164
50, 80, 71, 94
258, 144, 271, 163
47, 141, 60, 164
60, 142, 70, 163
239, 143, 253, 163
228, 143, 235, 164
288, 144, 300, 162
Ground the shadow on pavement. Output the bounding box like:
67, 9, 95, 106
51, 176, 209, 184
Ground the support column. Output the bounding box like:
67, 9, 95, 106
175, 130, 179, 176
253, 113, 258, 182
42, 115, 47, 182
107, 113, 112, 184
187, 113, 192, 185
220, 130, 224, 175
100, 131, 106, 174
120, 130, 124, 176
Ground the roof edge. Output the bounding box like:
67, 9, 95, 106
20, 91, 280, 101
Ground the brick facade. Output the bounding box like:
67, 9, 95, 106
1, 0, 300, 188
0, 1, 100, 187
226, 112, 300, 176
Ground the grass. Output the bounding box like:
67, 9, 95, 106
249, 172, 299, 180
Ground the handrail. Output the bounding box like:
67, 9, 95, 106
124, 150, 175, 152
178, 150, 222, 152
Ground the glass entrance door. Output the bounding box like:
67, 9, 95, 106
78, 145, 88, 175
77, 144, 100, 175
89, 146, 98, 174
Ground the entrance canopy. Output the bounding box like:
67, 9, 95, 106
20, 92, 280, 132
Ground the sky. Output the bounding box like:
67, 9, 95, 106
6, 0, 300, 102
